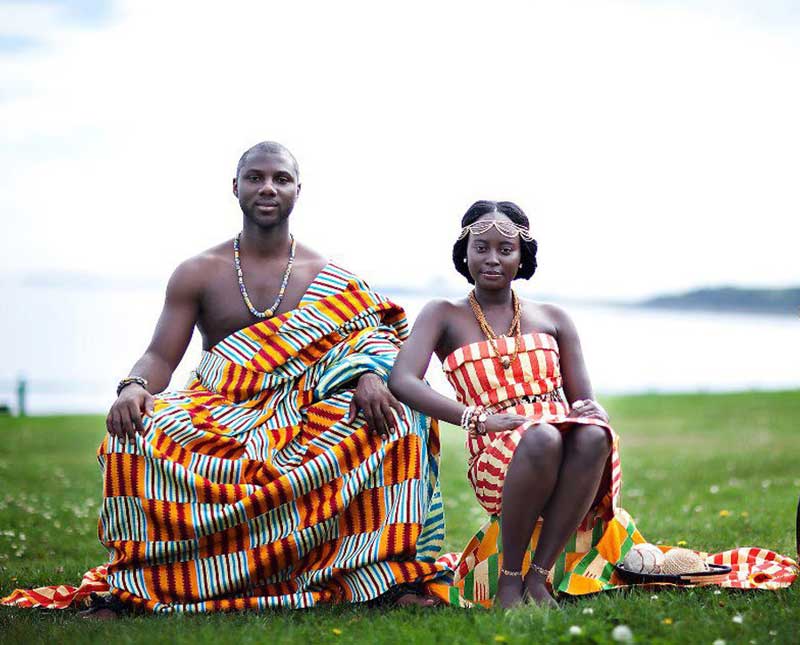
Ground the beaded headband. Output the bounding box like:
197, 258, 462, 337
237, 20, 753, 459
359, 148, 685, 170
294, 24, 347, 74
457, 219, 534, 242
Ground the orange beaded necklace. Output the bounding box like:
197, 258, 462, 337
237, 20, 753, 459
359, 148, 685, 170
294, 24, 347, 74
468, 290, 522, 369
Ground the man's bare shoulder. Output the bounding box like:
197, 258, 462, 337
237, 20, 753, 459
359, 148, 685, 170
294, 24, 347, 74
293, 241, 329, 275
294, 240, 327, 264
168, 240, 233, 294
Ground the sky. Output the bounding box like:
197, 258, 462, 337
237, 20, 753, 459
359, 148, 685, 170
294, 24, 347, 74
2, 0, 799, 301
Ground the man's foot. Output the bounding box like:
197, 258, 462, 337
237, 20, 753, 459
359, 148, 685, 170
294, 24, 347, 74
79, 592, 125, 619
495, 572, 525, 608
523, 573, 558, 609
79, 607, 120, 620
395, 592, 441, 608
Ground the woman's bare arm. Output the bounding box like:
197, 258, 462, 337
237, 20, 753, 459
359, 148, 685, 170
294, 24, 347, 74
548, 304, 594, 404
548, 304, 608, 421
388, 300, 468, 426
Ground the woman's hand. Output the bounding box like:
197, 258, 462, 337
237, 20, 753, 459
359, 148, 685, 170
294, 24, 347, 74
568, 399, 609, 423
480, 413, 529, 435
347, 373, 407, 440
106, 385, 155, 442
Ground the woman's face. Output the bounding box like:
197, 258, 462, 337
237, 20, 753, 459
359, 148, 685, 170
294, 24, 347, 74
465, 212, 522, 290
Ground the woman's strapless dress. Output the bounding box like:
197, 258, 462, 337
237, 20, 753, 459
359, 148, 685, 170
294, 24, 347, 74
428, 333, 796, 607
443, 332, 618, 517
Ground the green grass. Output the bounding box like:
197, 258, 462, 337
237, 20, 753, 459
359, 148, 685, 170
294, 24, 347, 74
1, 391, 799, 644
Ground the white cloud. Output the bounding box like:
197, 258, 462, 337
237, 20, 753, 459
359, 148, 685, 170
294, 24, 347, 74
2, 0, 799, 299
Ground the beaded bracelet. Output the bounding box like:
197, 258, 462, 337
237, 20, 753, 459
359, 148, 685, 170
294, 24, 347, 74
460, 406, 475, 433
464, 405, 488, 436
117, 376, 149, 396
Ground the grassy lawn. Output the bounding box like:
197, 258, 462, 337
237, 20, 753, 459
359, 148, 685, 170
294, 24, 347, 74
1, 391, 798, 644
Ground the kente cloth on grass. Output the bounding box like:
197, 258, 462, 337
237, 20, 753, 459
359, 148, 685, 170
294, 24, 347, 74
2, 264, 447, 612
425, 333, 796, 606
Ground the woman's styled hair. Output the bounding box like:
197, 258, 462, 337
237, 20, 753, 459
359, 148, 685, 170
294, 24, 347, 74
452, 200, 538, 284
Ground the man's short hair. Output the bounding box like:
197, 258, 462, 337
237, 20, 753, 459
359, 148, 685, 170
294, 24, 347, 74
236, 142, 300, 180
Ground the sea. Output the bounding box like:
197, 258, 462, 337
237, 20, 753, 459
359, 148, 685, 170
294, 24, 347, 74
1, 285, 798, 415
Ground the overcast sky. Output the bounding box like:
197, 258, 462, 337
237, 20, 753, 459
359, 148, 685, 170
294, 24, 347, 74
2, 0, 799, 301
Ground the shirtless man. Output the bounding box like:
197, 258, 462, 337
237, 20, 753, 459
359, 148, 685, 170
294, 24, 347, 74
92, 142, 441, 615
107, 141, 402, 443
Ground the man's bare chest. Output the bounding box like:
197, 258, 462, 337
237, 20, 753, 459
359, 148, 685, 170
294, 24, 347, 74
197, 261, 326, 348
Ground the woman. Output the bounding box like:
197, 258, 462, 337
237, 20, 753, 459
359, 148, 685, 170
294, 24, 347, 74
388, 200, 616, 608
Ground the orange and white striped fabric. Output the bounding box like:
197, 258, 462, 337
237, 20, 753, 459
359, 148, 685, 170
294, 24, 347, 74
0, 566, 109, 610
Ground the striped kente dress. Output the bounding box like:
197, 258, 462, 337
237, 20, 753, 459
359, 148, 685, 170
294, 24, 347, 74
428, 332, 797, 606
2, 264, 447, 612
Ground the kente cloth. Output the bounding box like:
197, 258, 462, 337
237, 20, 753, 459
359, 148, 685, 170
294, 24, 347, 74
0, 566, 109, 610
2, 264, 447, 612
426, 333, 797, 606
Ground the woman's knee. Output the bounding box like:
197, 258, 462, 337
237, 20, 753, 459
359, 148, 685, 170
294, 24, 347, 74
568, 424, 611, 462
516, 423, 562, 464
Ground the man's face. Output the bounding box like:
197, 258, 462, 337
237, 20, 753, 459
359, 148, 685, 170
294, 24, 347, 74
233, 151, 301, 227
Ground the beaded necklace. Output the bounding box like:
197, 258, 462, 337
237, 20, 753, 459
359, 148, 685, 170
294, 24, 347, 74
233, 232, 296, 319
468, 289, 521, 369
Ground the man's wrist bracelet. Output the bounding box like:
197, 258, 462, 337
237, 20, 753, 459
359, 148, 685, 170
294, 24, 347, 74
117, 376, 149, 396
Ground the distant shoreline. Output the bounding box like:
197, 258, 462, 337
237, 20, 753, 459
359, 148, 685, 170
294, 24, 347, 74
635, 286, 800, 317
8, 273, 800, 317
378, 284, 800, 317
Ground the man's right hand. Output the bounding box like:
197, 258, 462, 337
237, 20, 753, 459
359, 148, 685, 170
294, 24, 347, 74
106, 385, 155, 442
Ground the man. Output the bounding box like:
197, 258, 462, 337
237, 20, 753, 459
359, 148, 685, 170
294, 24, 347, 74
6, 142, 446, 615
107, 143, 404, 446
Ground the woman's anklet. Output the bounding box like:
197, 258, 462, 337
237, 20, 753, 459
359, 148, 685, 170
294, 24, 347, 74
528, 563, 550, 578
500, 568, 523, 577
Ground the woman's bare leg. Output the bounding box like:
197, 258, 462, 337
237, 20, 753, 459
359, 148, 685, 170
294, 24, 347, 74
524, 424, 610, 603
496, 423, 562, 608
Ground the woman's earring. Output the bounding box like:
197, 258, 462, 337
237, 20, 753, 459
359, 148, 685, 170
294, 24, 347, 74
519, 263, 523, 268
463, 257, 467, 263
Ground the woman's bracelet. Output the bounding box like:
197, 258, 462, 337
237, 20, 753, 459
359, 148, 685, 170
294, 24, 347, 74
460, 406, 474, 431
461, 405, 488, 435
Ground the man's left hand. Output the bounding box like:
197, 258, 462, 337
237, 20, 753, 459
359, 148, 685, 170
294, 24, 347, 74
346, 373, 407, 440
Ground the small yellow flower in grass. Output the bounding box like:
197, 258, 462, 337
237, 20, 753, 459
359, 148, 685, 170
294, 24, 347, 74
331, 628, 343, 636
662, 617, 673, 625
677, 540, 688, 547
494, 636, 509, 643
732, 614, 744, 624
741, 512, 749, 518
719, 510, 731, 518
